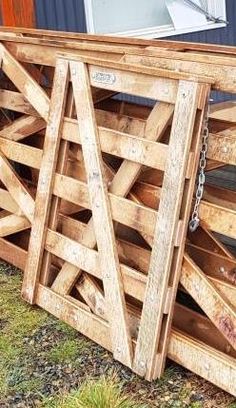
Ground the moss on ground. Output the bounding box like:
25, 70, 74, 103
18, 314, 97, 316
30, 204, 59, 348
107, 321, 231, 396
0, 261, 235, 408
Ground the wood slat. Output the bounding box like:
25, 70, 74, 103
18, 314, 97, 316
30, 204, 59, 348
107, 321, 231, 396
133, 81, 207, 379
52, 102, 172, 295
0, 43, 49, 120
21, 59, 69, 304
181, 255, 236, 350
70, 60, 133, 367
0, 152, 34, 221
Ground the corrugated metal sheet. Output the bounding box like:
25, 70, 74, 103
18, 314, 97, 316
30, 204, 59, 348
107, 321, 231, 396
35, 0, 86, 32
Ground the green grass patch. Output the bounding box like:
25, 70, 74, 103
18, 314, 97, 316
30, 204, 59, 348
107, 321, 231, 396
0, 263, 48, 396
48, 338, 89, 364
43, 375, 147, 408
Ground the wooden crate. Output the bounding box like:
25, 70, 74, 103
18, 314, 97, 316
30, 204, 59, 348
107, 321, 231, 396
0, 31, 235, 395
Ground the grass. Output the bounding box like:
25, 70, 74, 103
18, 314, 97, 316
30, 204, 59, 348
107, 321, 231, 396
0, 264, 48, 396
42, 375, 147, 408
0, 261, 235, 408
48, 338, 90, 364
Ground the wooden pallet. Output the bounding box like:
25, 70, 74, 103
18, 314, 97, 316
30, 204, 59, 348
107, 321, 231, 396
0, 32, 235, 395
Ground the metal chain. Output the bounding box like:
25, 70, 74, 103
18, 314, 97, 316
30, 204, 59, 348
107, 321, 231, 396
189, 102, 210, 233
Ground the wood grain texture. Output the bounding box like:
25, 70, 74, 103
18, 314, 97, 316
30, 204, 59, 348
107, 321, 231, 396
133, 80, 203, 379
21, 59, 69, 304
70, 60, 133, 367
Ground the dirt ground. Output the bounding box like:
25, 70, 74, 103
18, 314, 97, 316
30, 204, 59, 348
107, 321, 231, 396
0, 261, 235, 408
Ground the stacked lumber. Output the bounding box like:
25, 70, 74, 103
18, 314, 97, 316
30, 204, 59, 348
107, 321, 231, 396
0, 28, 235, 397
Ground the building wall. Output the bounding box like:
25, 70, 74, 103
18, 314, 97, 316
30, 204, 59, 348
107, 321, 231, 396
35, 0, 234, 44
35, 0, 86, 32
35, 0, 235, 103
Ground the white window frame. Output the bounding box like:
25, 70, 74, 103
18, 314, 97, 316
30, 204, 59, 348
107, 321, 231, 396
84, 0, 227, 39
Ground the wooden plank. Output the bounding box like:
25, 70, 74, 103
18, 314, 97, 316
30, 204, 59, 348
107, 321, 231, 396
76, 274, 106, 320
53, 174, 156, 236
0, 213, 30, 237
128, 178, 236, 240
210, 101, 236, 122
0, 89, 38, 115
0, 43, 49, 120
0, 237, 27, 269
168, 329, 236, 397
133, 80, 206, 379
0, 137, 42, 169
21, 59, 69, 304
208, 131, 236, 166
199, 201, 236, 239
124, 54, 236, 93
70, 60, 133, 367
1, 26, 236, 55
0, 152, 34, 221
47, 229, 146, 302
2, 117, 234, 172
181, 255, 236, 350
173, 303, 236, 358
0, 188, 20, 214
188, 225, 234, 259
3, 32, 236, 93
187, 243, 236, 285
0, 115, 45, 141
51, 103, 172, 295
204, 184, 236, 212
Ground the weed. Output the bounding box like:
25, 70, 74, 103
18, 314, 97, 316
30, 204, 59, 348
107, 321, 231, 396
43, 375, 147, 408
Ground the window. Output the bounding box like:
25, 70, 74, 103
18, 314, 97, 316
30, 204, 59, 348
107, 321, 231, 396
84, 0, 227, 39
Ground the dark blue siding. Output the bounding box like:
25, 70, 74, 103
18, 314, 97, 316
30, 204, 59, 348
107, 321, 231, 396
35, 0, 87, 32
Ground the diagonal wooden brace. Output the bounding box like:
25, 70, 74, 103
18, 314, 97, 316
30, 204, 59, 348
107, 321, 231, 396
70, 60, 133, 367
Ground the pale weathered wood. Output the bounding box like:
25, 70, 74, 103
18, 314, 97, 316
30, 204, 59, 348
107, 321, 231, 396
0, 115, 45, 141
187, 243, 236, 285
199, 201, 236, 239
52, 103, 172, 295
70, 60, 133, 367
53, 174, 156, 236
133, 81, 206, 379
0, 152, 34, 221
208, 131, 236, 166
0, 188, 21, 214
21, 59, 69, 304
0, 213, 30, 237
210, 101, 236, 122
181, 255, 236, 350
0, 43, 49, 120
0, 237, 27, 270
0, 137, 42, 169
0, 89, 38, 115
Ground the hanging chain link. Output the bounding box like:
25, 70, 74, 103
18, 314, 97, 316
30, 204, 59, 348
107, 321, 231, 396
189, 102, 210, 233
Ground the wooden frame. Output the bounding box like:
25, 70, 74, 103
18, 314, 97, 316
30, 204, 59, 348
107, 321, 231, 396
17, 53, 210, 379
0, 29, 235, 396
